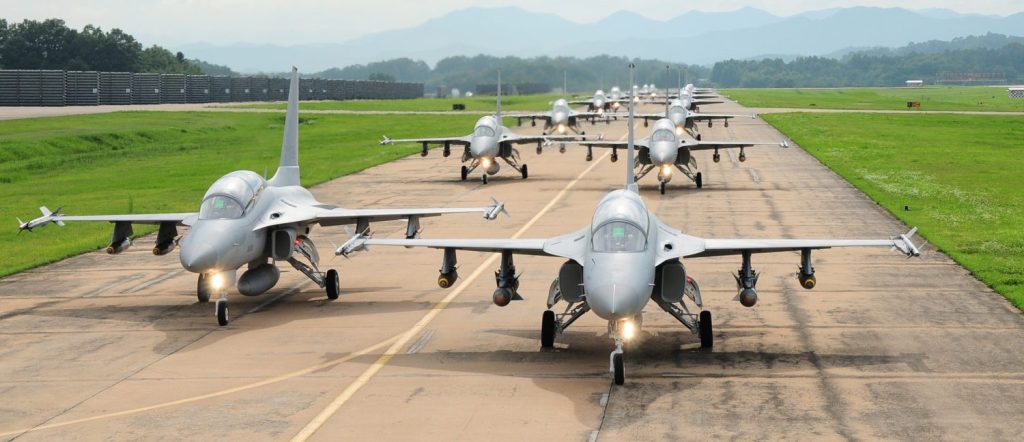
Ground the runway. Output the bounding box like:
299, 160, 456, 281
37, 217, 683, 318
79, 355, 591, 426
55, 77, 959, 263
2, 98, 1024, 441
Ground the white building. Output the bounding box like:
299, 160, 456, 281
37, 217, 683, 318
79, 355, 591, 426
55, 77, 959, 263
906, 80, 924, 87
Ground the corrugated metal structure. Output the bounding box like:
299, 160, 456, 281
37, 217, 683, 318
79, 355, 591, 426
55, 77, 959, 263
0, 69, 424, 106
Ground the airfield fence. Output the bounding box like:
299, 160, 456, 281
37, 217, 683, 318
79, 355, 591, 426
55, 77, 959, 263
0, 69, 423, 107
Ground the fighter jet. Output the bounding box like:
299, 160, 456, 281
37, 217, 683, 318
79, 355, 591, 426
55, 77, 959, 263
510, 98, 604, 136
571, 117, 787, 194
348, 65, 922, 384
625, 98, 754, 140
17, 68, 504, 326
381, 72, 583, 184
570, 88, 628, 113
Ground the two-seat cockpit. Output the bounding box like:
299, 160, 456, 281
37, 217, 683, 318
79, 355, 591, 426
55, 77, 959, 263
590, 191, 649, 253
199, 171, 267, 220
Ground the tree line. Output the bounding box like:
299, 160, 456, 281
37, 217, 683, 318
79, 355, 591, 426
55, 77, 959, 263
314, 55, 711, 94
711, 40, 1024, 88
0, 18, 235, 75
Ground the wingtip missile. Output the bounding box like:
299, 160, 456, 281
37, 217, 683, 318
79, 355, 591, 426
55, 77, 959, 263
484, 197, 509, 220
892, 227, 923, 257
336, 229, 372, 257
18, 206, 65, 233
380, 136, 392, 145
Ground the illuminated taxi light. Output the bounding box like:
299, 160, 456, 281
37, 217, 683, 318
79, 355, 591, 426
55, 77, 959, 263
661, 165, 673, 176
675, 126, 684, 136
482, 158, 491, 168
623, 321, 636, 340
210, 272, 226, 290
557, 124, 567, 134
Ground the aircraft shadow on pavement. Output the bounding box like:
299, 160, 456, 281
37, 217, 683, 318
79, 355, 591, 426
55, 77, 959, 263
10, 285, 484, 356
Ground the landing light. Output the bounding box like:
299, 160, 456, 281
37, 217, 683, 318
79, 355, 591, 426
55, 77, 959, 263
675, 126, 684, 136
210, 272, 226, 290
661, 165, 673, 176
623, 320, 636, 341
557, 124, 567, 134
482, 158, 491, 168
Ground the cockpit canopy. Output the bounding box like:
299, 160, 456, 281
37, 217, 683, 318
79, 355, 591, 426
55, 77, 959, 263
553, 98, 569, 110
474, 125, 496, 137
651, 128, 675, 143
591, 191, 649, 252
199, 171, 266, 220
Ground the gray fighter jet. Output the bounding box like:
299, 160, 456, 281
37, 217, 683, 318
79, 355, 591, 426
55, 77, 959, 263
571, 117, 788, 194
348, 65, 922, 384
380, 72, 583, 184
17, 68, 504, 326
569, 88, 628, 113
615, 98, 754, 141
511, 98, 604, 136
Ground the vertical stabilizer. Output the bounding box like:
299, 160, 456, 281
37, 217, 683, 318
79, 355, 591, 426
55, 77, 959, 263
626, 64, 637, 193
269, 67, 301, 187
495, 69, 502, 124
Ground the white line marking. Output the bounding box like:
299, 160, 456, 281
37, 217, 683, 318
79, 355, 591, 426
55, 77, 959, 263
290, 149, 617, 442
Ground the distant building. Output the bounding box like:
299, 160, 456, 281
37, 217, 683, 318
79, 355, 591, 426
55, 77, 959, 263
906, 80, 924, 87
451, 88, 461, 98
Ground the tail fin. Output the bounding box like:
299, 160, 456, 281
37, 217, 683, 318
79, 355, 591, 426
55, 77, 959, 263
626, 64, 637, 193
269, 67, 301, 187
495, 69, 502, 124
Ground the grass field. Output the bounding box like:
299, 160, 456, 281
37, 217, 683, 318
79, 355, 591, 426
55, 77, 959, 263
762, 112, 1024, 309
226, 94, 564, 112
723, 86, 1024, 112
0, 111, 480, 277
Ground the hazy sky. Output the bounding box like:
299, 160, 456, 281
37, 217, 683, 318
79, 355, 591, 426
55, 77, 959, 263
2, 0, 1023, 46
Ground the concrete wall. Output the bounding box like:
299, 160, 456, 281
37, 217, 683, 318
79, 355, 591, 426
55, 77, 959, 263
0, 70, 424, 106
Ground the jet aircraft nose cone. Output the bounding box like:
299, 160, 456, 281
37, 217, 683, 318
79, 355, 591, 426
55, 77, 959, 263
180, 243, 218, 273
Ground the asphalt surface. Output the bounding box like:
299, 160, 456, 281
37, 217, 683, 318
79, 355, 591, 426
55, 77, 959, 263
1, 99, 1023, 441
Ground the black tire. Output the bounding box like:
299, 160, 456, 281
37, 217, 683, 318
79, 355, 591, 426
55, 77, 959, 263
699, 310, 713, 349
695, 172, 703, 189
659, 182, 666, 195
482, 174, 488, 184
325, 269, 340, 300
197, 274, 212, 303
613, 353, 625, 385
216, 299, 229, 326
460, 166, 468, 181
541, 310, 556, 348
521, 164, 528, 179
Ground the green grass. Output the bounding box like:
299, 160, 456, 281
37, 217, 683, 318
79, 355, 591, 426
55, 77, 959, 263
0, 111, 480, 277
722, 86, 1024, 112
762, 112, 1024, 309
225, 94, 564, 112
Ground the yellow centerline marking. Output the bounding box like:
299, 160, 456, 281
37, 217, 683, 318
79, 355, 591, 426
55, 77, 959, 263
291, 134, 629, 440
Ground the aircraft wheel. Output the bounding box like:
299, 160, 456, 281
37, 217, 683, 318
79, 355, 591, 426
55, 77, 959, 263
521, 164, 528, 179
325, 269, 340, 300
541, 310, 556, 348
482, 174, 488, 184
197, 274, 212, 303
660, 182, 666, 195
612, 353, 625, 385
713, 153, 720, 163
699, 310, 713, 349
536, 146, 542, 155
695, 172, 703, 189
216, 299, 229, 326
460, 166, 469, 181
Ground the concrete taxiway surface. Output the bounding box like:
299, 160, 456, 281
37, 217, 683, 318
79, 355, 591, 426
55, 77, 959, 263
2, 99, 1023, 441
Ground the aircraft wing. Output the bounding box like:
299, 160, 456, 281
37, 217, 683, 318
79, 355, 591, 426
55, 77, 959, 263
687, 140, 788, 151
655, 227, 922, 263
505, 134, 585, 144
252, 201, 506, 231
690, 99, 724, 105
687, 113, 752, 122
18, 206, 198, 233
567, 140, 635, 150
380, 135, 472, 146
359, 227, 590, 262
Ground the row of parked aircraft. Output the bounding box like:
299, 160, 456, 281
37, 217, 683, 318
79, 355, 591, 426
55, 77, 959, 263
18, 66, 922, 384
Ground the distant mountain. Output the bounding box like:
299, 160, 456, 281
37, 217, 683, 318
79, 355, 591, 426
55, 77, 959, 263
174, 6, 1024, 73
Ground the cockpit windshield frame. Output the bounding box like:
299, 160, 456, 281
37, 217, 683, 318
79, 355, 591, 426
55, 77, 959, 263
474, 125, 496, 137
591, 220, 647, 253
652, 129, 675, 142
